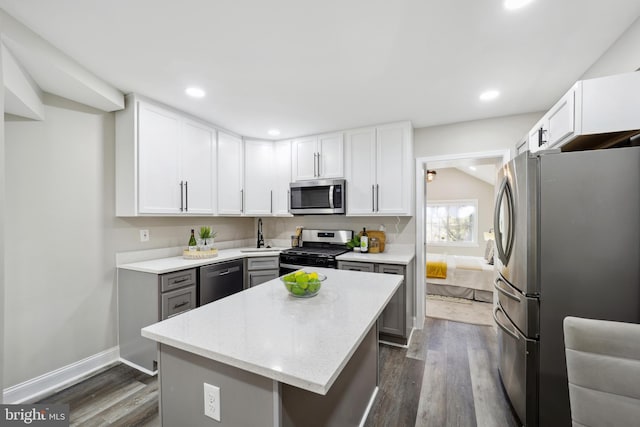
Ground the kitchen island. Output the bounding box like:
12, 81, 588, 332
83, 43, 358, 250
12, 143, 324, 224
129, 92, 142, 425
141, 267, 402, 427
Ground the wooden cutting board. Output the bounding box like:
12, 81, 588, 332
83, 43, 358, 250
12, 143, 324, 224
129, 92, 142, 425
358, 230, 386, 252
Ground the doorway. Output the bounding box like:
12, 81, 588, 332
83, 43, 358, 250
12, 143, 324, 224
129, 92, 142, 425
414, 150, 510, 326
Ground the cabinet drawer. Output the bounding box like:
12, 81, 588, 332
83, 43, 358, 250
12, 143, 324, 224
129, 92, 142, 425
338, 261, 375, 272
160, 268, 196, 292
248, 270, 279, 287
247, 257, 279, 271
161, 285, 196, 320
376, 264, 404, 276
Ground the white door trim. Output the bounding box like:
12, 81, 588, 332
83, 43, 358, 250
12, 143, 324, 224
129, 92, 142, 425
414, 149, 511, 325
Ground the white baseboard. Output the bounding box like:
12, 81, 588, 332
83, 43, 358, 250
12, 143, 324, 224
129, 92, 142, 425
118, 357, 157, 377
3, 346, 120, 404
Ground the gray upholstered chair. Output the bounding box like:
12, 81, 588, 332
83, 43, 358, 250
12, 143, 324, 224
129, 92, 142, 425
563, 316, 640, 427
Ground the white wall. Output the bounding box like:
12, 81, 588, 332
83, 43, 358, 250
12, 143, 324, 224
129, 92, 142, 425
414, 112, 542, 159
425, 168, 494, 257
0, 45, 6, 401
581, 16, 640, 79
263, 215, 415, 246
3, 94, 254, 388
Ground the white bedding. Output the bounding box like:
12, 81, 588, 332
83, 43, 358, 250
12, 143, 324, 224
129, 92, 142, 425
426, 253, 494, 293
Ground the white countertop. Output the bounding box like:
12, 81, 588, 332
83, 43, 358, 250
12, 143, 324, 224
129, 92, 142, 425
336, 244, 415, 265
118, 247, 286, 274
141, 267, 402, 395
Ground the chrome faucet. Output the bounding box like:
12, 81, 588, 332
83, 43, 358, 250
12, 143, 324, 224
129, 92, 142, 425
257, 218, 264, 248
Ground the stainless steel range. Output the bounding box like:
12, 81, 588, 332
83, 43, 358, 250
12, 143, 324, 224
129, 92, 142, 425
279, 229, 353, 275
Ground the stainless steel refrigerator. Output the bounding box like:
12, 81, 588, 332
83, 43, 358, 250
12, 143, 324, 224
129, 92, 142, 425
493, 146, 640, 427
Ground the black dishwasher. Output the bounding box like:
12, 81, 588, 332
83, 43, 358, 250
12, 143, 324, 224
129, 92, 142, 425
198, 259, 244, 306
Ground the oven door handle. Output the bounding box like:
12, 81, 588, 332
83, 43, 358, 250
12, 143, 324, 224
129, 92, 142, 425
280, 263, 307, 270
493, 305, 520, 341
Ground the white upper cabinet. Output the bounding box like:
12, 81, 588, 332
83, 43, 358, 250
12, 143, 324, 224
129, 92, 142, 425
344, 127, 377, 215
116, 95, 215, 216
181, 119, 216, 214
529, 72, 640, 152
529, 86, 576, 153
345, 122, 413, 216
273, 140, 293, 216
244, 139, 274, 216
217, 131, 244, 215
292, 132, 343, 181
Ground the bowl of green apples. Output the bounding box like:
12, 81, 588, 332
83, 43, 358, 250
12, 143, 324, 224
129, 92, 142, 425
281, 271, 326, 298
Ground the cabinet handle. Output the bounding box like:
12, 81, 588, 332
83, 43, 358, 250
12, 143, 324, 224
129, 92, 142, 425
179, 181, 184, 212
538, 127, 547, 147
372, 185, 375, 212
376, 184, 379, 212
270, 190, 273, 213
287, 190, 290, 212
241, 189, 244, 213
172, 277, 189, 284
173, 301, 190, 309
184, 181, 188, 212
316, 152, 321, 177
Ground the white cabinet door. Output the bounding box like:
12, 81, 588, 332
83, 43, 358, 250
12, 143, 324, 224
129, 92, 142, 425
292, 133, 344, 181
181, 120, 215, 214
292, 136, 318, 181
273, 140, 292, 216
376, 123, 410, 215
138, 102, 181, 214
244, 140, 274, 216
345, 127, 376, 215
217, 131, 244, 215
317, 132, 344, 179
547, 88, 575, 148
529, 120, 547, 153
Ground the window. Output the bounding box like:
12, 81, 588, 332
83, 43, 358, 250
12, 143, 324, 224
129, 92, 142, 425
426, 199, 478, 246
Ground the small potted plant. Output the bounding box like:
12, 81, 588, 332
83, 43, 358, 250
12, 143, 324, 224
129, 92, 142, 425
198, 226, 217, 250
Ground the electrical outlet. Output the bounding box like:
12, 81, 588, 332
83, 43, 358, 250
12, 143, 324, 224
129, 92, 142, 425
203, 382, 220, 421
139, 229, 149, 242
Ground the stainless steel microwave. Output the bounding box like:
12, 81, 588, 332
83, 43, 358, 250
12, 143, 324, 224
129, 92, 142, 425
289, 179, 345, 215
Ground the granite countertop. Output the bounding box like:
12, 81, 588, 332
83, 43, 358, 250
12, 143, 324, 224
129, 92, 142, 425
141, 267, 402, 395
117, 247, 287, 274
336, 244, 415, 265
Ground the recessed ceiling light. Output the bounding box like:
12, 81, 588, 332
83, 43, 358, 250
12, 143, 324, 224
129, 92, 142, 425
267, 129, 281, 137
504, 0, 534, 10
185, 87, 205, 98
479, 90, 500, 101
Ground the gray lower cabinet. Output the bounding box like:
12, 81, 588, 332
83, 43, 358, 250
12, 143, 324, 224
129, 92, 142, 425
338, 260, 414, 345
245, 256, 279, 287
118, 268, 197, 373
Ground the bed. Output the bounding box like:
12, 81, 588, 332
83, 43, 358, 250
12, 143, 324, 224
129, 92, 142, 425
426, 253, 495, 302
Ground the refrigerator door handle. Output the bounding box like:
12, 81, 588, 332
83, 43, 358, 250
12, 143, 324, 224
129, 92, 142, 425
494, 276, 522, 302
493, 305, 520, 341
494, 177, 515, 265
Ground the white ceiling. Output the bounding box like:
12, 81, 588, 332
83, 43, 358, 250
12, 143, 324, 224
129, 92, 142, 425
1, 0, 639, 139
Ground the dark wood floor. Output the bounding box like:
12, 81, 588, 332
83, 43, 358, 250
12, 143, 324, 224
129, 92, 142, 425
37, 363, 159, 426
365, 317, 519, 427
38, 318, 518, 427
